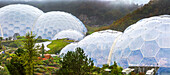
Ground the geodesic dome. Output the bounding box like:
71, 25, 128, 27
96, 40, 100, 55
110, 15, 170, 68
34, 11, 87, 40
52, 30, 84, 41
60, 30, 122, 67
0, 4, 44, 38
60, 43, 78, 55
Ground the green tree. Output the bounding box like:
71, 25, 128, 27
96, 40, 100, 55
22, 32, 38, 75
0, 40, 2, 49
0, 37, 3, 41
110, 61, 123, 75
41, 44, 45, 58
15, 48, 25, 56
58, 47, 94, 75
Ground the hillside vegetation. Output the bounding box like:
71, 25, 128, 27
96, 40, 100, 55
98, 0, 170, 32
0, 1, 138, 27
46, 39, 74, 54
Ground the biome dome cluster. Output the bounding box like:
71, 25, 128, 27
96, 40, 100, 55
0, 4, 87, 40
60, 15, 170, 71
0, 4, 44, 38
60, 30, 122, 67
110, 15, 170, 68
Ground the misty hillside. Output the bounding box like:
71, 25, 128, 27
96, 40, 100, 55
98, 0, 170, 31
0, 1, 139, 27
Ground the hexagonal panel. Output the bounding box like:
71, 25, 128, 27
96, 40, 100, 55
143, 20, 161, 29
141, 29, 160, 41
129, 36, 144, 50
118, 58, 129, 69
128, 50, 143, 66
116, 35, 133, 49
156, 33, 170, 48
121, 47, 131, 58
156, 48, 170, 67
157, 23, 170, 33
128, 28, 145, 38
157, 67, 170, 75
141, 41, 160, 57
112, 49, 122, 62
140, 57, 158, 66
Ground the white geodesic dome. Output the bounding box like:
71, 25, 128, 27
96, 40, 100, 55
52, 30, 84, 41
60, 30, 122, 67
60, 43, 78, 55
0, 4, 44, 38
110, 15, 170, 68
34, 11, 87, 40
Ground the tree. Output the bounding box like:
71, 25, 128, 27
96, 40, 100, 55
37, 36, 42, 39
8, 37, 12, 40
58, 47, 94, 75
110, 61, 123, 75
0, 40, 2, 49
5, 38, 8, 41
13, 33, 20, 40
41, 44, 45, 58
0, 37, 3, 41
22, 32, 38, 75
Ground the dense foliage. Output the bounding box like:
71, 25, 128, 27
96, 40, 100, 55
98, 0, 170, 31
57, 47, 94, 74
6, 32, 39, 75
22, 32, 39, 75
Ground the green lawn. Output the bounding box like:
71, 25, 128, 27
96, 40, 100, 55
46, 39, 74, 54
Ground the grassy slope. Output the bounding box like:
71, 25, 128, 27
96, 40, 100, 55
97, 0, 170, 32
46, 39, 74, 54
86, 25, 101, 34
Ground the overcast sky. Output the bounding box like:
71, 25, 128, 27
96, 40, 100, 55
0, 0, 150, 5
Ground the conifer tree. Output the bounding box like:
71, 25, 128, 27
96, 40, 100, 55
22, 32, 38, 75
58, 47, 94, 74
41, 44, 45, 58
